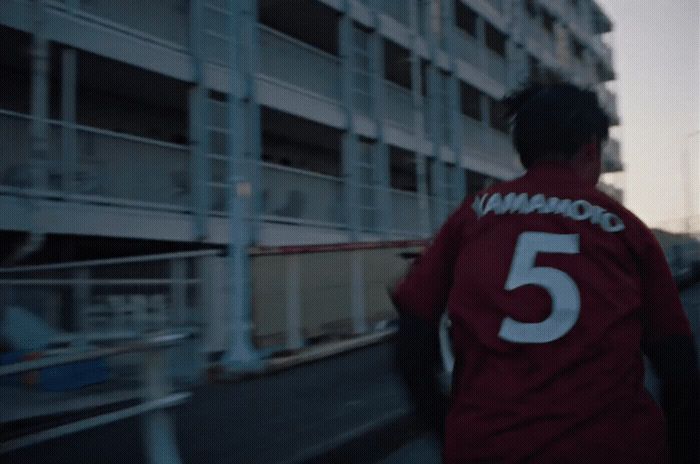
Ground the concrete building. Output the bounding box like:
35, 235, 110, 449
0, 0, 621, 356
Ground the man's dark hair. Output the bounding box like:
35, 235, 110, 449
503, 81, 610, 169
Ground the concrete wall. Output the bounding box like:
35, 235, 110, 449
250, 243, 423, 348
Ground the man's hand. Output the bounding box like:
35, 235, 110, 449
644, 335, 699, 464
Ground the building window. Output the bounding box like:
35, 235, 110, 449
390, 146, 417, 192
384, 40, 412, 89
460, 82, 482, 120
484, 23, 507, 57
489, 97, 510, 134
456, 2, 478, 38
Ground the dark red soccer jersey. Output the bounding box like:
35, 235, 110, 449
392, 164, 693, 464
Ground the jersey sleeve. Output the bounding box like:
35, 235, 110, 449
638, 229, 693, 345
391, 206, 468, 323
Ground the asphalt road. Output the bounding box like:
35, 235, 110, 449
6, 283, 699, 464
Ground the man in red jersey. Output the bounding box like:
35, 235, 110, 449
391, 82, 698, 463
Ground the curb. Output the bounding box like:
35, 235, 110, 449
208, 328, 398, 382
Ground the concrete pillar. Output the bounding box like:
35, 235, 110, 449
244, 0, 263, 245
284, 255, 304, 350
31, 0, 50, 190
446, 0, 466, 205
189, 0, 209, 240
340, 1, 367, 333
223, 0, 260, 370
340, 0, 360, 239
425, 2, 445, 234
370, 9, 392, 237
61, 48, 77, 196
409, 0, 430, 236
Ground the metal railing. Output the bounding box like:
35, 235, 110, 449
485, 49, 508, 83
485, 0, 504, 13
385, 81, 415, 132
0, 331, 189, 464
0, 250, 217, 341
378, 0, 411, 27
258, 25, 342, 102
390, 189, 423, 236
462, 114, 486, 154
0, 110, 190, 209
47, 0, 188, 49
260, 162, 345, 227
454, 29, 480, 68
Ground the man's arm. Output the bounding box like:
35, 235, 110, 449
644, 335, 699, 464
389, 209, 466, 436
639, 233, 699, 464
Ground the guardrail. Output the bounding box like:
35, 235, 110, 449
0, 250, 219, 377
0, 331, 189, 463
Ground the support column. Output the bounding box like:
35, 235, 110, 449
189, 0, 208, 240
340, 0, 360, 240
446, 0, 466, 204
341, 1, 367, 334
61, 47, 77, 196
425, 2, 445, 234
223, 0, 261, 370
284, 255, 304, 350
370, 8, 392, 238
412, 0, 431, 237
32, 0, 50, 190
244, 0, 263, 245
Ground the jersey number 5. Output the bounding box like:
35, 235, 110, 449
499, 232, 581, 344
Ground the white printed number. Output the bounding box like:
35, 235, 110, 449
498, 232, 581, 344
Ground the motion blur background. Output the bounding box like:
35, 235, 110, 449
0, 1, 698, 463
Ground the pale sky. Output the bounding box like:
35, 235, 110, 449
597, 0, 699, 231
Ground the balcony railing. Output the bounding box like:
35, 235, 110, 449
485, 49, 507, 83
462, 115, 485, 154
378, 0, 410, 27
260, 162, 345, 226
527, 18, 556, 58
258, 25, 341, 102
391, 189, 422, 236
485, 0, 504, 13
385, 81, 415, 132
454, 29, 480, 68
0, 110, 190, 209
48, 0, 189, 48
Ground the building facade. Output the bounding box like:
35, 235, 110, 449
0, 0, 620, 250
0, 0, 621, 353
